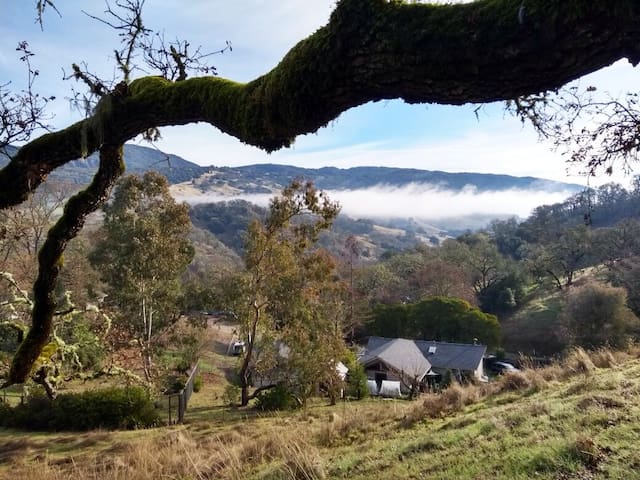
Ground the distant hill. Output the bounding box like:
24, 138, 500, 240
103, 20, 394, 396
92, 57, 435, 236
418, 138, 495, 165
0, 144, 207, 185
181, 163, 582, 196
2, 143, 582, 193
2, 142, 584, 257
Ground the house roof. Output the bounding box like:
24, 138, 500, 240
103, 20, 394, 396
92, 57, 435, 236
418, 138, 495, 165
360, 337, 431, 380
363, 336, 486, 373
414, 339, 486, 371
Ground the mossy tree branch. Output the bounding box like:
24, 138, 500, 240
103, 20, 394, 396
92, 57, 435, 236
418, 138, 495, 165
2, 0, 640, 209
5, 143, 125, 385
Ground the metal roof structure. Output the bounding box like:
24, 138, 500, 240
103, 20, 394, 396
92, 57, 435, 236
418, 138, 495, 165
362, 336, 486, 374
360, 337, 432, 380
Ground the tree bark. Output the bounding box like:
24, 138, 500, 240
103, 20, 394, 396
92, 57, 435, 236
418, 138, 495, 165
239, 304, 260, 406
5, 144, 124, 386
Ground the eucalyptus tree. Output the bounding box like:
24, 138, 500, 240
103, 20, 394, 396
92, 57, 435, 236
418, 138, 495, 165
223, 180, 342, 406
90, 171, 194, 379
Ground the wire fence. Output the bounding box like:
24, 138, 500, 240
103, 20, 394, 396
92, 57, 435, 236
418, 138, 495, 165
1, 362, 200, 425
156, 360, 200, 424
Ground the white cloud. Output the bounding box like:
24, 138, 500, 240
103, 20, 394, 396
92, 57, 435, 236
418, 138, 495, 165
174, 184, 577, 222
327, 185, 576, 220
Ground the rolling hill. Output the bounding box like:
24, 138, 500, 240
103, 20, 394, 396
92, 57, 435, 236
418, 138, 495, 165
1, 143, 582, 193
2, 143, 584, 255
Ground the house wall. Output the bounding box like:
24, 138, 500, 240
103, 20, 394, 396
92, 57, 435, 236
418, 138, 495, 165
365, 366, 416, 394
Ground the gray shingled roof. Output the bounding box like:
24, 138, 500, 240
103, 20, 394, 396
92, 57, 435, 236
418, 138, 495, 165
360, 337, 431, 380
363, 337, 486, 373
415, 339, 486, 371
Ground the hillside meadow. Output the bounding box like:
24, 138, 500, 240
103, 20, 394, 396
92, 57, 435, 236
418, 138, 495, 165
1, 346, 640, 479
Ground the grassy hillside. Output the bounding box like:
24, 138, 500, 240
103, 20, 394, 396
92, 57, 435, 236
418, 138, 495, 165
190, 164, 582, 194
2, 346, 640, 479
502, 289, 566, 356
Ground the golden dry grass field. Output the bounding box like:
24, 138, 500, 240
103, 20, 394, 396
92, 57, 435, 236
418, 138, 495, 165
2, 334, 640, 479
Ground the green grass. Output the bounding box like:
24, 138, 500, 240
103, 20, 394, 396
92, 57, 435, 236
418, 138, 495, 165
502, 290, 566, 355
3, 347, 640, 478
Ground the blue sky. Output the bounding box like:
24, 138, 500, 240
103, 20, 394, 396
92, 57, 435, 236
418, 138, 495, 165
2, 0, 639, 189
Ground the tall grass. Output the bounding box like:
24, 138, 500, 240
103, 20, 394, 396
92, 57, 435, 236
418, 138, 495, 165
3, 345, 637, 480
5, 426, 328, 480
404, 346, 626, 425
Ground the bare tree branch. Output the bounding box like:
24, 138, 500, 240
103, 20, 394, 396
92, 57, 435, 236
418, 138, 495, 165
0, 43, 54, 153
35, 0, 61, 29
510, 87, 640, 177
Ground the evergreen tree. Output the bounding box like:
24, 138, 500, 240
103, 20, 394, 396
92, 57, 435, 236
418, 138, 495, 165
90, 172, 194, 379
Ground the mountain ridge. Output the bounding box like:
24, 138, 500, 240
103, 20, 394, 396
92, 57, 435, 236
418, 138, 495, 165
1, 143, 583, 193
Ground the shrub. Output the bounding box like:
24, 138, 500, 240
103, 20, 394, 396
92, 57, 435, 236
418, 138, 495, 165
175, 358, 192, 374
0, 386, 159, 431
163, 374, 186, 394
4, 394, 54, 430
255, 384, 299, 411
418, 383, 481, 419
192, 374, 203, 393
562, 281, 640, 349
497, 371, 532, 392
222, 384, 241, 406
342, 350, 368, 400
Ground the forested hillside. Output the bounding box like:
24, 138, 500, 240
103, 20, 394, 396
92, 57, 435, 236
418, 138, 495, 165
186, 163, 581, 194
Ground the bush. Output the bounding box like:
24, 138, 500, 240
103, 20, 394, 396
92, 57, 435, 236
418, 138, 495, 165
497, 371, 532, 392
0, 386, 160, 431
193, 374, 203, 393
163, 374, 186, 394
255, 384, 299, 411
562, 281, 640, 349
342, 350, 368, 400
222, 384, 240, 406
0, 323, 23, 353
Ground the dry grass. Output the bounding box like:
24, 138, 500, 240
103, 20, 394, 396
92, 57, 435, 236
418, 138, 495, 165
3, 427, 328, 480
590, 347, 619, 368
316, 403, 402, 446
403, 383, 486, 424
3, 344, 639, 480
402, 346, 627, 427
564, 347, 596, 374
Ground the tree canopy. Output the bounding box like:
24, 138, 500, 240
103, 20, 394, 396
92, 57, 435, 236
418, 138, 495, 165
90, 171, 194, 380
368, 296, 500, 349
2, 0, 640, 385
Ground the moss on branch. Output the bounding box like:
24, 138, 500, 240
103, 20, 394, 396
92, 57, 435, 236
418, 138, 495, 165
6, 144, 125, 385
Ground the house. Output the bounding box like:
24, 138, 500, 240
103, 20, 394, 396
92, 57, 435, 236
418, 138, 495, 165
360, 336, 487, 395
